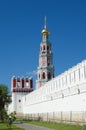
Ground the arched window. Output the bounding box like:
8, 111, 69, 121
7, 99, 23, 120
43, 72, 46, 79
43, 45, 45, 50
48, 72, 51, 80
47, 46, 49, 50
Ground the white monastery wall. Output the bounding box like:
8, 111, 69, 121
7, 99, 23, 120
22, 60, 86, 114
8, 92, 28, 114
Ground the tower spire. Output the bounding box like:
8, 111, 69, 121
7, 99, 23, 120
42, 16, 50, 35
44, 16, 46, 29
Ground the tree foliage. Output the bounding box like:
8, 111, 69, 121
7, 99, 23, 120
7, 111, 16, 130
0, 84, 11, 121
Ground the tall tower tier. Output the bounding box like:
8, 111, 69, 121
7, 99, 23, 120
36, 17, 54, 89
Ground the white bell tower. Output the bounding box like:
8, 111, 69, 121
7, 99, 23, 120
36, 17, 54, 89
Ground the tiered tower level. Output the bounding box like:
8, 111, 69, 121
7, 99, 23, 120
36, 17, 54, 89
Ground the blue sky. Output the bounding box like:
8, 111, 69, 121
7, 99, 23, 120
0, 0, 86, 91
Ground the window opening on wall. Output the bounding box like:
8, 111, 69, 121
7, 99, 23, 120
48, 72, 51, 80
43, 72, 46, 79
43, 45, 45, 50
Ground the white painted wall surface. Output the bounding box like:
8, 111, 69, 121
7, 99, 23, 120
23, 82, 86, 114
22, 60, 86, 114
8, 60, 86, 116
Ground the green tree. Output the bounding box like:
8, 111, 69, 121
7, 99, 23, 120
0, 84, 11, 121
7, 111, 16, 130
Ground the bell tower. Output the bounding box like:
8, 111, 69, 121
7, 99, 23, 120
36, 17, 54, 89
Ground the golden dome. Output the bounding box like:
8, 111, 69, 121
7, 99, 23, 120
41, 28, 50, 35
